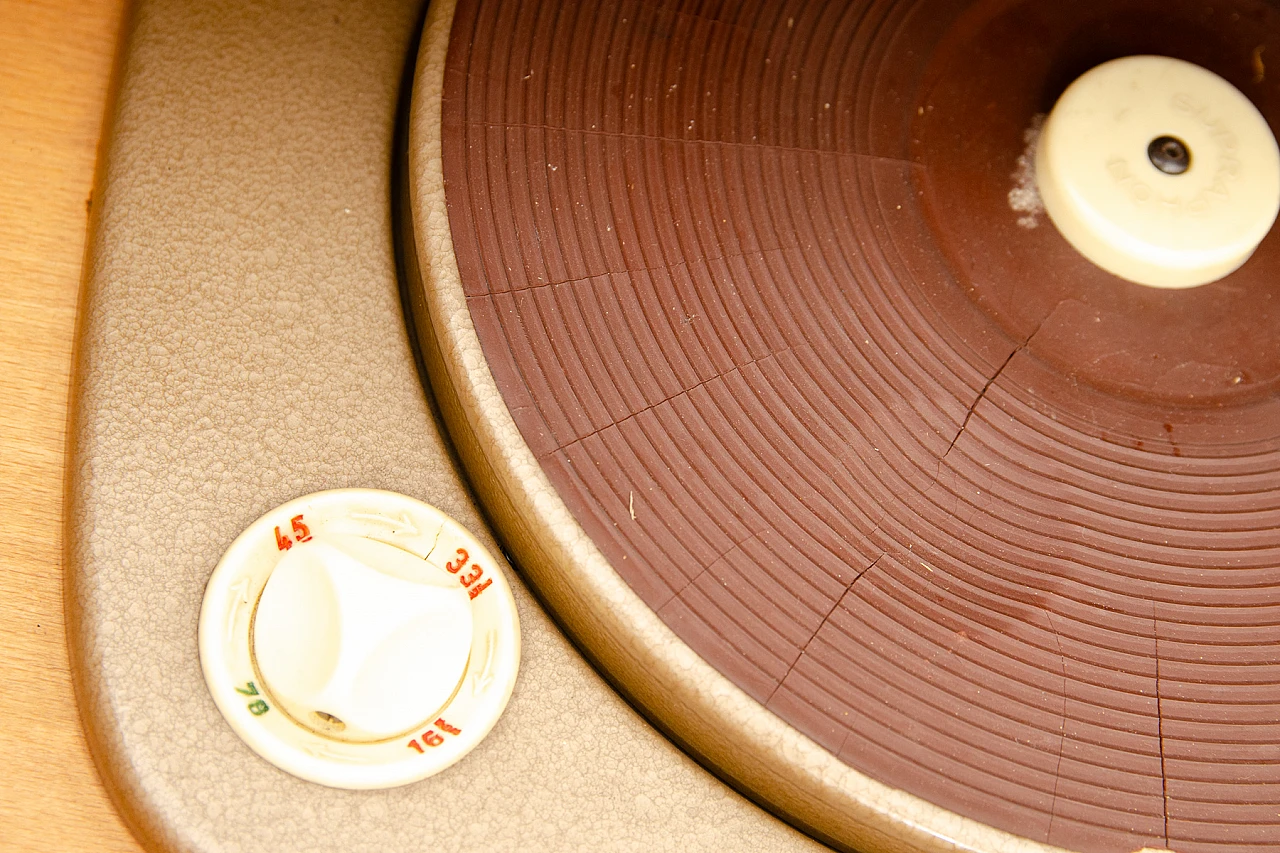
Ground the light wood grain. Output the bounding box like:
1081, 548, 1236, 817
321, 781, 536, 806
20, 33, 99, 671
0, 1, 143, 850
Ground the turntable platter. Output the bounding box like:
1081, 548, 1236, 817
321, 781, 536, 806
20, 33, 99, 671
405, 1, 1280, 850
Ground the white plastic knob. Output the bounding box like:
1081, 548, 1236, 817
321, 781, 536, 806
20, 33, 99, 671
1036, 55, 1280, 288
199, 489, 520, 789
252, 534, 473, 741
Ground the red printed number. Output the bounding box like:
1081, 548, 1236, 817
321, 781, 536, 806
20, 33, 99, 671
274, 514, 313, 551
407, 718, 461, 753
443, 547, 491, 600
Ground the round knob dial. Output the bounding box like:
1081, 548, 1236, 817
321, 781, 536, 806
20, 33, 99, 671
1036, 55, 1280, 288
199, 490, 520, 789
252, 533, 473, 742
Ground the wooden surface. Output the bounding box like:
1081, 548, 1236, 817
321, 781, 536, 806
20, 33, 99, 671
0, 1, 143, 850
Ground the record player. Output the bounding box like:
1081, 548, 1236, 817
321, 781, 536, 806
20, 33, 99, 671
63, 0, 1280, 851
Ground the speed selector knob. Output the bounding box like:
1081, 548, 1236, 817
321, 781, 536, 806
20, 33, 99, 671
199, 489, 520, 789
252, 534, 473, 742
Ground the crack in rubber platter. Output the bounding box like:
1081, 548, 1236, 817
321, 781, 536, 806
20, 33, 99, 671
403, 1, 1280, 851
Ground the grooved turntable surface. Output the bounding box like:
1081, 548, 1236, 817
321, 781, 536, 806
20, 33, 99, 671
435, 0, 1280, 849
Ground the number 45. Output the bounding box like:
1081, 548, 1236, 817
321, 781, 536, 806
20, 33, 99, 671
274, 514, 312, 551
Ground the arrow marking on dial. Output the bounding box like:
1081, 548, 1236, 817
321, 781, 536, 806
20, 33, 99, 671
225, 578, 251, 647
350, 511, 419, 537
472, 630, 498, 695
302, 742, 367, 764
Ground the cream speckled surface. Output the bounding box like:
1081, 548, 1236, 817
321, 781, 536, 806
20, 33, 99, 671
66, 1, 827, 850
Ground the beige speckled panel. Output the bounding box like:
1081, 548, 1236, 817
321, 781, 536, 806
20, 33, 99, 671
65, 1, 827, 851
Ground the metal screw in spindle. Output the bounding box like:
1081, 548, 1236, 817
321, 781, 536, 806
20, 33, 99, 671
1148, 135, 1191, 175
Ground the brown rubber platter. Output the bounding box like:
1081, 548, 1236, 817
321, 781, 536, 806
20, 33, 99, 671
405, 1, 1280, 851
